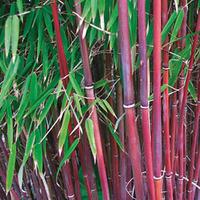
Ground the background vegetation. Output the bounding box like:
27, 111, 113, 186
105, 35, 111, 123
0, 0, 199, 199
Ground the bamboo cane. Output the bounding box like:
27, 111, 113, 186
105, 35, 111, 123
118, 0, 145, 199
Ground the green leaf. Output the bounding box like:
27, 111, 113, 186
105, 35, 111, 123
25, 88, 54, 117
85, 118, 96, 161
16, 75, 31, 122
17, 0, 23, 13
69, 73, 84, 97
108, 123, 124, 151
17, 0, 23, 21
188, 81, 197, 101
162, 11, 177, 43
102, 99, 116, 118
6, 101, 13, 150
56, 138, 79, 179
33, 129, 43, 173
43, 11, 53, 39
6, 143, 16, 194
170, 9, 184, 44
18, 132, 35, 189
91, 0, 97, 21
58, 108, 71, 153
38, 95, 55, 125
74, 94, 83, 117
0, 57, 19, 108
23, 11, 35, 39
11, 15, 20, 61
107, 4, 118, 30
5, 16, 12, 57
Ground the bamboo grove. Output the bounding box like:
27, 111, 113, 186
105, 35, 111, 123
0, 0, 200, 199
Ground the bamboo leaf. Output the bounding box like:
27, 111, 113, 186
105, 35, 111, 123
69, 73, 84, 97
5, 16, 12, 57
18, 132, 35, 189
108, 123, 124, 151
162, 11, 177, 43
85, 118, 96, 162
58, 108, 71, 154
74, 94, 83, 117
0, 57, 19, 108
102, 99, 117, 118
6, 101, 13, 150
107, 4, 118, 30
33, 129, 43, 173
6, 143, 16, 194
43, 11, 53, 39
11, 15, 20, 61
170, 9, 184, 44
38, 95, 55, 125
16, 75, 31, 122
188, 81, 197, 101
91, 0, 97, 21
16, 0, 23, 21
23, 11, 34, 39
56, 138, 79, 179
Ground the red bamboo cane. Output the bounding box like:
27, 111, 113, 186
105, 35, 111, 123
74, 2, 110, 199
51, 2, 76, 198
161, 0, 173, 199
138, 0, 156, 199
152, 0, 163, 198
118, 0, 144, 199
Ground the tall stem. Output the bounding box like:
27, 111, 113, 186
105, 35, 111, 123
152, 0, 162, 198
74, 2, 110, 199
138, 0, 155, 199
161, 0, 173, 199
118, 0, 144, 199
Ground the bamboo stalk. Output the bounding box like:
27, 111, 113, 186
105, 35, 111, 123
177, 11, 200, 200
152, 0, 163, 198
74, 2, 110, 199
138, 0, 156, 199
161, 0, 173, 199
51, 0, 69, 88
51, 2, 77, 199
118, 0, 144, 199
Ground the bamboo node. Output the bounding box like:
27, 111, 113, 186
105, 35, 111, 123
68, 194, 75, 198
123, 104, 135, 108
165, 173, 173, 179
85, 85, 94, 90
140, 105, 149, 109
153, 174, 164, 180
